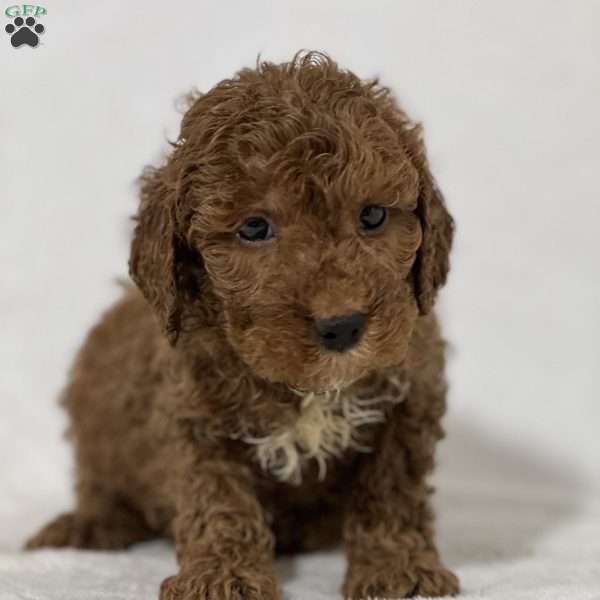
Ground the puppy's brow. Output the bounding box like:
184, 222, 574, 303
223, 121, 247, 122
379, 194, 418, 211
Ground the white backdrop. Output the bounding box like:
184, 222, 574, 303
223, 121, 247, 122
2, 1, 599, 599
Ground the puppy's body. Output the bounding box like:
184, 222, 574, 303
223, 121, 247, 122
36, 287, 442, 542
28, 52, 458, 599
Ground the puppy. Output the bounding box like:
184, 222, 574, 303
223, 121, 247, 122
26, 51, 458, 600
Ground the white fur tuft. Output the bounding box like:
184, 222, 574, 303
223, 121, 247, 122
242, 381, 408, 484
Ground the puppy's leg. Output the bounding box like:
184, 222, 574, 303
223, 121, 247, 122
342, 400, 459, 599
160, 459, 278, 600
25, 481, 155, 550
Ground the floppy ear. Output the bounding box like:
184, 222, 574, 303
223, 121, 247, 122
129, 165, 199, 345
407, 125, 454, 315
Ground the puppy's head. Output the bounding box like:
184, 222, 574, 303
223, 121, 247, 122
130, 51, 453, 393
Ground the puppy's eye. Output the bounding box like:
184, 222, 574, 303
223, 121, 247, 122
359, 205, 387, 232
238, 217, 274, 242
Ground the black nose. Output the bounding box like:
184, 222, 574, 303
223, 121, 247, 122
314, 312, 366, 352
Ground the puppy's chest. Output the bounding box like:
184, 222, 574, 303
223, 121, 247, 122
241, 371, 410, 485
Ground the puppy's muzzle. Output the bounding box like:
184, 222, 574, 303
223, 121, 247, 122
314, 312, 366, 352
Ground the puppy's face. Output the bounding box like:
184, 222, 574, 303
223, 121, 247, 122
130, 54, 452, 394
192, 126, 422, 393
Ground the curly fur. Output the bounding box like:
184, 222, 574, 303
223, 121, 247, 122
26, 50, 458, 600
245, 375, 410, 484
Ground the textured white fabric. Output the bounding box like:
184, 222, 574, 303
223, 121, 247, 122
2, 1, 599, 598
1, 425, 600, 599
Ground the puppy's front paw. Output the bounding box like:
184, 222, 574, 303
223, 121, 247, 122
343, 553, 459, 599
160, 565, 279, 600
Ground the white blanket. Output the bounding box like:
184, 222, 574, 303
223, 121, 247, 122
2, 417, 599, 599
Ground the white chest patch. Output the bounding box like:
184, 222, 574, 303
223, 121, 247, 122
242, 379, 409, 485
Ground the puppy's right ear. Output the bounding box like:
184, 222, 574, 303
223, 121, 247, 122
403, 125, 454, 315
129, 166, 187, 345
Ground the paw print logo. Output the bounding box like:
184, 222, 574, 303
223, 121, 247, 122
5, 16, 45, 48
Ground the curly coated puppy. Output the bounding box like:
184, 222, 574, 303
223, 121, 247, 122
26, 51, 458, 599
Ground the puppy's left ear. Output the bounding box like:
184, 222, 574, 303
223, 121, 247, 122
129, 164, 202, 345
406, 125, 454, 315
